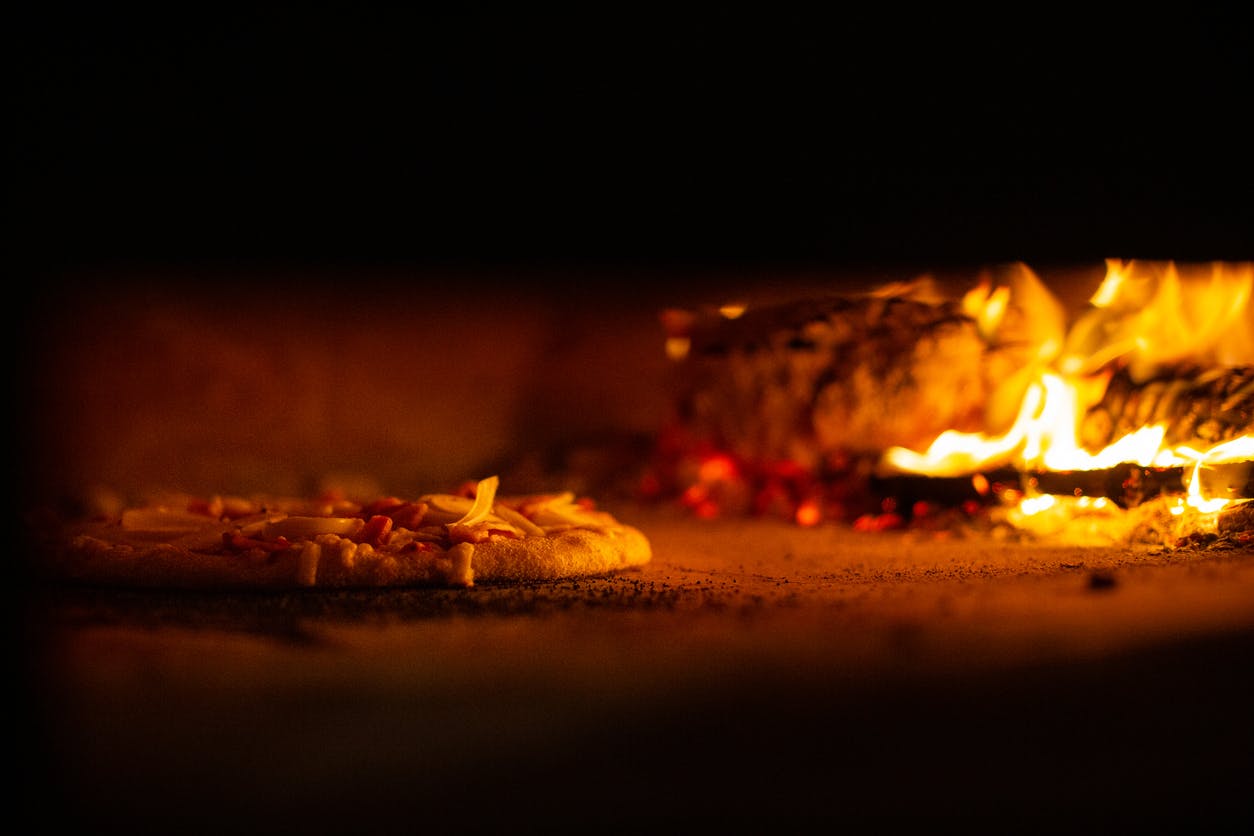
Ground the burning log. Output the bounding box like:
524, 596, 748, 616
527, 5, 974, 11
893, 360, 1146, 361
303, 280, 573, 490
651, 262, 1254, 542
868, 460, 1252, 514
867, 468, 1015, 510
662, 285, 1030, 474
1218, 500, 1254, 535
1082, 366, 1254, 453
1025, 459, 1252, 507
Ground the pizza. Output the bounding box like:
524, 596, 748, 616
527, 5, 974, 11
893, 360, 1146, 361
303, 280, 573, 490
38, 476, 651, 589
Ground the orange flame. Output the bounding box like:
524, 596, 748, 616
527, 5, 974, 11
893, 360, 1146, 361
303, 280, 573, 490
1060, 260, 1254, 378
885, 261, 1254, 519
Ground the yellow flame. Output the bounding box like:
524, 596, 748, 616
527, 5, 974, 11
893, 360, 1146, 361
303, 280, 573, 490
885, 372, 1178, 476
1089, 259, 1128, 308
1019, 493, 1056, 516
1060, 260, 1254, 377
961, 279, 1010, 339
886, 261, 1253, 521
1184, 437, 1254, 512
887, 368, 1250, 509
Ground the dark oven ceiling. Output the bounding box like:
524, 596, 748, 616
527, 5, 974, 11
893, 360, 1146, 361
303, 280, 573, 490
13, 11, 1252, 276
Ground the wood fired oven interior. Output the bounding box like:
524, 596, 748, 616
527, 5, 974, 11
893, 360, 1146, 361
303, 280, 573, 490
20, 263, 1118, 512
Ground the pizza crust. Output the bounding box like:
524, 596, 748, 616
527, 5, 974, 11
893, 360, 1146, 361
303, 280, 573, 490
466, 525, 653, 583
45, 524, 652, 590
39, 480, 653, 590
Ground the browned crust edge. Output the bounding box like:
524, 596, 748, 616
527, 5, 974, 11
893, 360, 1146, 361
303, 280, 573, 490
41, 524, 653, 590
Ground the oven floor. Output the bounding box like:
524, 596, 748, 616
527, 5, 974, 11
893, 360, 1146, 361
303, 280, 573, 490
20, 508, 1254, 832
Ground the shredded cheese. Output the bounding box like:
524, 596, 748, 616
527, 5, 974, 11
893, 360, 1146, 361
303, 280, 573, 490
297, 542, 321, 586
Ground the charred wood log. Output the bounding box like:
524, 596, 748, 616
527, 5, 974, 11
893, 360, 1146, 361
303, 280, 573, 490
1028, 466, 1185, 508
665, 290, 1030, 473
666, 292, 1253, 471
657, 287, 1252, 524
869, 460, 1253, 514
1218, 501, 1254, 535
868, 467, 1017, 511
1083, 365, 1254, 451
1029, 460, 1253, 507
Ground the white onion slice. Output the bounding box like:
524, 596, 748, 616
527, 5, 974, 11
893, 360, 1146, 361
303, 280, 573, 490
262, 516, 364, 540
490, 502, 545, 536
120, 508, 214, 533
449, 476, 500, 528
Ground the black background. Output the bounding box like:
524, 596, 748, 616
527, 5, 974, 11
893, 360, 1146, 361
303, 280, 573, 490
13, 9, 1253, 279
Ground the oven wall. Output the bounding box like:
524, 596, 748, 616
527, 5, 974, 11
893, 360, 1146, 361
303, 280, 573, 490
21, 268, 681, 504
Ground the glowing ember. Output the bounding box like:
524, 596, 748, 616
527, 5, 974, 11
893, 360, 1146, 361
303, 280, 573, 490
665, 336, 691, 361
698, 453, 739, 484
794, 499, 821, 527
